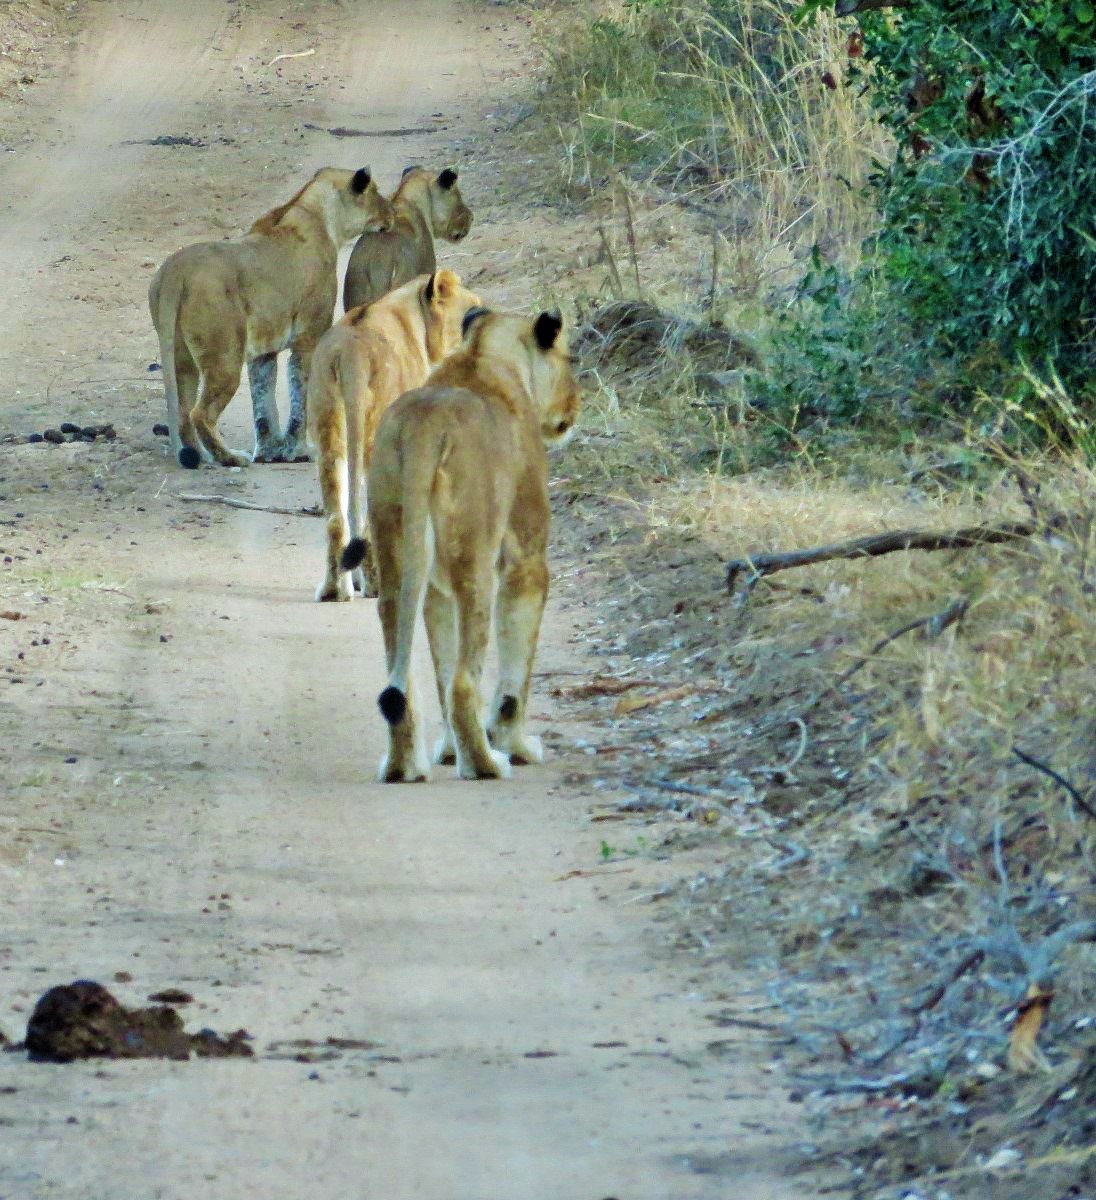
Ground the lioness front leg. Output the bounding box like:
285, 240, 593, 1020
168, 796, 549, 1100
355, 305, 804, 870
488, 556, 549, 765
272, 344, 314, 462
248, 353, 282, 463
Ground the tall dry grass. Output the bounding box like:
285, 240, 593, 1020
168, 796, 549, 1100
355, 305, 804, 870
540, 0, 888, 284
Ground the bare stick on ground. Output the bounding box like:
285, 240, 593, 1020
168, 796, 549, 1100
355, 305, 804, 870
834, 597, 969, 687
726, 516, 1065, 597
1012, 746, 1096, 824
178, 493, 322, 517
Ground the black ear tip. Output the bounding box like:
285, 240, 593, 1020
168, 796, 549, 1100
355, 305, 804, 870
401, 164, 417, 178
351, 167, 372, 194
438, 167, 458, 189
533, 309, 564, 350
424, 272, 436, 301
461, 306, 491, 338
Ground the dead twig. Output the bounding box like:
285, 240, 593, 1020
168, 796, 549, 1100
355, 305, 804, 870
596, 224, 625, 300
726, 515, 1067, 597
177, 494, 322, 518
267, 48, 315, 68
1012, 745, 1096, 824
834, 597, 969, 687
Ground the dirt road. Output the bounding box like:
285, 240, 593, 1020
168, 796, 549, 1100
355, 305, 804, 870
0, 3, 814, 1196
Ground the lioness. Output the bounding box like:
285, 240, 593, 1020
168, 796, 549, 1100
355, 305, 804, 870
342, 166, 472, 313
309, 269, 481, 603
149, 166, 393, 469
341, 307, 580, 783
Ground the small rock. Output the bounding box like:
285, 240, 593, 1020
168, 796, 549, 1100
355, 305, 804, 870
27, 433, 44, 444
152, 423, 169, 437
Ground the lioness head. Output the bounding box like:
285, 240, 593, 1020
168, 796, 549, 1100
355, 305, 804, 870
421, 269, 482, 363
401, 166, 473, 244
331, 166, 395, 241
462, 308, 581, 447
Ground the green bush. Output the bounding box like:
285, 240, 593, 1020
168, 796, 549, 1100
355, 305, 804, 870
808, 0, 1096, 383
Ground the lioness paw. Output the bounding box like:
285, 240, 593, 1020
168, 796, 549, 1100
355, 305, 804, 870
315, 576, 352, 603
456, 746, 512, 781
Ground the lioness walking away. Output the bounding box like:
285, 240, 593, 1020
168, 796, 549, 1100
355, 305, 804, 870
309, 270, 481, 602
342, 307, 580, 783
149, 167, 393, 469
342, 166, 472, 313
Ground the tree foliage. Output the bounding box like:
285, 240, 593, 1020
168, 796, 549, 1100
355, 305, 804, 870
809, 0, 1096, 382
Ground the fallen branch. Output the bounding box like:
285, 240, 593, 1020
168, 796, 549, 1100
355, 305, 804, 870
267, 48, 315, 68
614, 682, 719, 717
726, 516, 1064, 597
178, 493, 321, 518
1012, 746, 1096, 824
834, 597, 969, 687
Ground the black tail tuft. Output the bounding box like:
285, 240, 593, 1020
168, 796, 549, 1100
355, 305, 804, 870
498, 694, 519, 722
178, 445, 201, 470
340, 538, 367, 571
378, 686, 407, 726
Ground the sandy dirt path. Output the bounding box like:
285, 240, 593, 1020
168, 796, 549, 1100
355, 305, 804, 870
0, 3, 817, 1196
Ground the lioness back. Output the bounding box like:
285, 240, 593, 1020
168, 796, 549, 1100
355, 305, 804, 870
359, 307, 580, 784
343, 167, 472, 313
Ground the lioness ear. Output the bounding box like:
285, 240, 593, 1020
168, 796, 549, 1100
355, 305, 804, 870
533, 310, 563, 351
350, 167, 372, 194
438, 168, 458, 190
424, 273, 436, 302
461, 306, 491, 338
433, 269, 459, 299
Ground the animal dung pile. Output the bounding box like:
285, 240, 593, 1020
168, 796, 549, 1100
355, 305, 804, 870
25, 422, 116, 445
19, 980, 253, 1063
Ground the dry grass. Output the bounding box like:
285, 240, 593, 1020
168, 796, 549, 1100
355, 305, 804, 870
538, 0, 888, 295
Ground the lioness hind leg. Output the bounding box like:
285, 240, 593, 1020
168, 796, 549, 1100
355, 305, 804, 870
316, 451, 352, 603
347, 466, 376, 597
423, 583, 458, 764
450, 570, 511, 781
191, 350, 250, 468
489, 556, 549, 765
174, 350, 203, 468
374, 541, 428, 782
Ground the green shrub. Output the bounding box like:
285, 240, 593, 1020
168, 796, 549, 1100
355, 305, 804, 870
806, 0, 1096, 383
